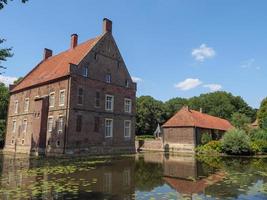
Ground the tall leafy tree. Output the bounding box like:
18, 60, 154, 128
0, 83, 9, 146
164, 97, 188, 120
188, 91, 256, 121
0, 39, 13, 74
136, 96, 165, 135
257, 98, 267, 129
231, 112, 251, 130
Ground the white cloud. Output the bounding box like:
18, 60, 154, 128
174, 78, 202, 91
192, 44, 216, 62
0, 75, 17, 86
241, 58, 261, 70
203, 84, 222, 92
131, 76, 142, 83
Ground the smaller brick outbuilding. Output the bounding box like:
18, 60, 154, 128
162, 106, 233, 153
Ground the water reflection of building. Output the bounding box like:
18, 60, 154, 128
0, 154, 135, 200
163, 154, 225, 197
141, 152, 225, 197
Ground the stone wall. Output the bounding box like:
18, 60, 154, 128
163, 127, 196, 153
136, 139, 163, 152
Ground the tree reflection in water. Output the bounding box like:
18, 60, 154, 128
0, 152, 267, 199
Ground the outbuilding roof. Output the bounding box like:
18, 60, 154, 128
162, 106, 233, 131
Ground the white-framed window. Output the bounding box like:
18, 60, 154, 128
77, 87, 83, 105
24, 98, 30, 112
105, 118, 113, 138
22, 119, 27, 133
124, 120, 131, 138
47, 116, 53, 132
14, 100, 19, 114
82, 66, 88, 77
124, 98, 132, 113
105, 73, 111, 83
57, 116, 64, 134
12, 120, 16, 133
59, 90, 65, 106
49, 92, 55, 107
105, 95, 114, 111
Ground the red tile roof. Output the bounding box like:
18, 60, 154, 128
164, 171, 226, 195
11, 35, 103, 92
163, 106, 233, 131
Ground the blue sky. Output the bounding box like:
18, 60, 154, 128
0, 0, 266, 108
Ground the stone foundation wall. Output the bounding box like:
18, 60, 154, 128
136, 139, 164, 152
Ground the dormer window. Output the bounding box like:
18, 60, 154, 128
105, 74, 111, 83
82, 66, 88, 77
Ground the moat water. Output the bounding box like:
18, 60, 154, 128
0, 152, 267, 200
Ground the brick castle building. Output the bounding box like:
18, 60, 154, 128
4, 18, 136, 155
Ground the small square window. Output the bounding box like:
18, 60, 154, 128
47, 117, 53, 132
59, 90, 65, 106
82, 66, 88, 77
105, 119, 113, 138
105, 95, 114, 111
24, 98, 30, 112
49, 92, 55, 107
105, 74, 111, 83
14, 100, 19, 114
57, 117, 64, 134
124, 120, 131, 138
124, 98, 132, 113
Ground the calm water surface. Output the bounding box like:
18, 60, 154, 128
0, 152, 267, 200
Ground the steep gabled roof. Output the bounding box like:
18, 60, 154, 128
11, 35, 103, 92
163, 106, 233, 131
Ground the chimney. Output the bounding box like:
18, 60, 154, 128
70, 34, 78, 49
103, 18, 112, 34
200, 108, 203, 113
43, 48, 52, 60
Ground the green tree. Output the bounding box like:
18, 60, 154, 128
136, 96, 165, 135
13, 76, 23, 84
187, 91, 256, 121
0, 83, 9, 147
257, 98, 267, 129
231, 112, 251, 130
164, 97, 187, 120
0, 0, 27, 9
0, 39, 13, 74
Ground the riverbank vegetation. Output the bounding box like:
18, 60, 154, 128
196, 97, 267, 156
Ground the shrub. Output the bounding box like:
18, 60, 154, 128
250, 128, 267, 141
196, 140, 222, 155
201, 133, 212, 145
221, 129, 252, 155
252, 140, 267, 153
